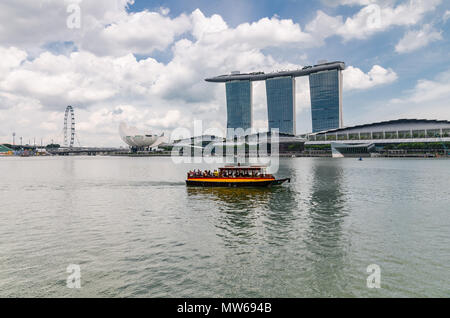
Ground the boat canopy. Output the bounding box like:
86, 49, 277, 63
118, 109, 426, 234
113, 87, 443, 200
219, 166, 267, 171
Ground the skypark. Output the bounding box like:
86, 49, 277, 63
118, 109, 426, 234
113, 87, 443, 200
204, 61, 345, 82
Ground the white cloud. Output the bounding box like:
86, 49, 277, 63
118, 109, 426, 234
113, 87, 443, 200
443, 10, 450, 22
191, 9, 228, 40
344, 65, 398, 90
385, 70, 450, 119
39, 121, 58, 131
305, 10, 344, 41
159, 7, 170, 16
322, 0, 392, 6
0, 47, 27, 77
309, 0, 442, 41
0, 1, 315, 58
391, 71, 450, 105
192, 9, 315, 50
146, 110, 185, 129
395, 24, 442, 53
0, 0, 133, 53
0, 51, 157, 109
0, 0, 190, 57
82, 10, 191, 56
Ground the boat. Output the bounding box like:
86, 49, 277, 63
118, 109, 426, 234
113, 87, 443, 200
186, 165, 290, 187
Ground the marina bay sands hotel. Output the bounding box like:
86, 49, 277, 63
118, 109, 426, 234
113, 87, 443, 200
205, 61, 345, 136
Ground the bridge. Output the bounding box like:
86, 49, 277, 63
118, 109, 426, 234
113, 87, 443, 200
47, 147, 120, 156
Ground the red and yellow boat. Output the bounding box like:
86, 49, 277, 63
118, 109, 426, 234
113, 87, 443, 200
186, 165, 290, 187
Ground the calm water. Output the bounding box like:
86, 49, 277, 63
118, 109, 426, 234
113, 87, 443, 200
0, 156, 449, 297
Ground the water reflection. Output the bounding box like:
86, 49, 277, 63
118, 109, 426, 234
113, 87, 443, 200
304, 160, 349, 295
2, 156, 449, 297
186, 182, 298, 249
62, 157, 76, 209
186, 187, 274, 210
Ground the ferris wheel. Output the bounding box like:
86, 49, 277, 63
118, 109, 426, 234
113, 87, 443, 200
64, 105, 75, 148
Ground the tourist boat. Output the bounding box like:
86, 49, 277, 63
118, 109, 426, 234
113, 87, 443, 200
186, 165, 290, 187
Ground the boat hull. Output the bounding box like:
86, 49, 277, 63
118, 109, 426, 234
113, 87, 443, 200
186, 178, 290, 188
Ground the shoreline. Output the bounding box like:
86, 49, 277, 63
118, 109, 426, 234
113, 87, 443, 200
107, 153, 449, 158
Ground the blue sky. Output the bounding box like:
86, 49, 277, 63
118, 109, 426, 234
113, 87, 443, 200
129, 0, 450, 131
0, 0, 449, 146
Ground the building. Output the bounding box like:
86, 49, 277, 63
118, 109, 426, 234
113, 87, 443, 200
172, 132, 305, 156
225, 80, 253, 136
330, 142, 376, 158
119, 122, 168, 150
206, 61, 345, 136
309, 69, 343, 132
307, 119, 450, 143
301, 119, 450, 157
266, 76, 296, 135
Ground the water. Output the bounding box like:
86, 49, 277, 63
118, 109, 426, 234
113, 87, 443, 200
0, 156, 449, 297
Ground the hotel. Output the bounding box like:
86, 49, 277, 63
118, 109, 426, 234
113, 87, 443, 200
205, 61, 345, 136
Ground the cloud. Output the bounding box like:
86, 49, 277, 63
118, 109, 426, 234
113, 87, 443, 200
39, 121, 58, 131
146, 10, 314, 104
386, 70, 450, 119
191, 9, 228, 40
0, 47, 27, 77
309, 0, 442, 41
391, 71, 450, 105
0, 0, 133, 54
321, 0, 392, 6
0, 1, 314, 58
443, 10, 450, 22
0, 51, 153, 109
344, 65, 398, 90
395, 24, 442, 53
191, 9, 315, 50
82, 10, 191, 56
305, 10, 344, 41
146, 109, 184, 129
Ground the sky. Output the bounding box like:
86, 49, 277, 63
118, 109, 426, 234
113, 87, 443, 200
0, 0, 449, 146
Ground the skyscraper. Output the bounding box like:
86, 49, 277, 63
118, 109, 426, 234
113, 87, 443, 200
265, 76, 296, 135
205, 61, 345, 135
225, 80, 252, 136
309, 69, 343, 133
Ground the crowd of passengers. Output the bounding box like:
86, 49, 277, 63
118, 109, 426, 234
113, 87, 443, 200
187, 169, 262, 178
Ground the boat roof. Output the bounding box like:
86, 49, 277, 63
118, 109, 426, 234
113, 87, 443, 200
219, 165, 267, 170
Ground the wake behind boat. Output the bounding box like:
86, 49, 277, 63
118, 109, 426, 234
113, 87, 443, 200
186, 165, 290, 187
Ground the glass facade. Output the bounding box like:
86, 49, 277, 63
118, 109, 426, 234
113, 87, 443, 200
225, 80, 252, 134
265, 76, 296, 135
309, 69, 343, 133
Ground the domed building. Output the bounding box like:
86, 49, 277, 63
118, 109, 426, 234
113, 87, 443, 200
119, 122, 169, 150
